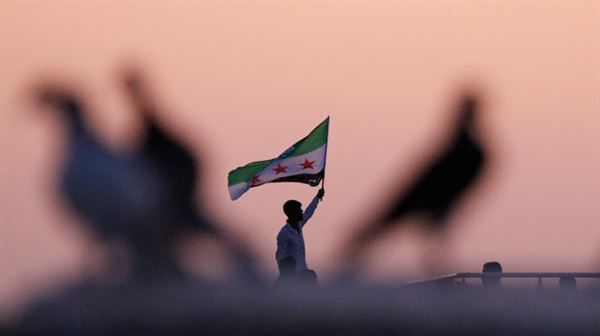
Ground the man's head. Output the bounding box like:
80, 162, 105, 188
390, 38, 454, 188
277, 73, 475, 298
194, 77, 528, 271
283, 200, 303, 224
482, 261, 502, 287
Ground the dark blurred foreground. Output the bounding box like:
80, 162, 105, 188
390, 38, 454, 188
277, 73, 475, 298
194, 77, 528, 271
8, 284, 600, 335
11, 69, 598, 335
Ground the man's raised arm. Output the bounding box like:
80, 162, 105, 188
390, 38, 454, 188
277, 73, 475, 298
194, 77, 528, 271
301, 188, 325, 227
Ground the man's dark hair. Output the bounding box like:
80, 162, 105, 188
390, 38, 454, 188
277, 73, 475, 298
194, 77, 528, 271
482, 261, 502, 287
283, 200, 302, 218
482, 261, 502, 273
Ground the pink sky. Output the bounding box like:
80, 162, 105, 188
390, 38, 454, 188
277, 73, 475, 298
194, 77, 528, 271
1, 1, 599, 316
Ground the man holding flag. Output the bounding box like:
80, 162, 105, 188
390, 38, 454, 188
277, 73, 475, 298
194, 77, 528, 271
228, 117, 329, 284
276, 188, 324, 284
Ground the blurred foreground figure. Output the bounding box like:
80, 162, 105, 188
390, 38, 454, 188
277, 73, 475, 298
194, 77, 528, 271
346, 93, 488, 274
121, 70, 258, 280
35, 68, 256, 281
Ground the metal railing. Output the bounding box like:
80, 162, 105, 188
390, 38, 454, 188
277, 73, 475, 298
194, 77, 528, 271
408, 272, 600, 288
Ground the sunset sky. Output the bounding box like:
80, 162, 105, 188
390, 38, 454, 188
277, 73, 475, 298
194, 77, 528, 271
1, 1, 599, 315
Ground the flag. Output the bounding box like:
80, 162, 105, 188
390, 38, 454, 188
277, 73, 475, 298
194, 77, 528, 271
228, 117, 329, 200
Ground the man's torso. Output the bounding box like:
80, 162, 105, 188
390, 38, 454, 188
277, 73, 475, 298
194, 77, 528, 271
276, 223, 307, 271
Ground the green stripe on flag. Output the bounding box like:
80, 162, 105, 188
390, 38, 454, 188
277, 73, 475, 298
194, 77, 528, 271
227, 117, 329, 200
286, 118, 329, 157
228, 160, 271, 186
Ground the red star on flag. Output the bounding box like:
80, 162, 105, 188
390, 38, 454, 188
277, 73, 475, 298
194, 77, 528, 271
301, 159, 315, 170
272, 163, 287, 174
250, 175, 262, 186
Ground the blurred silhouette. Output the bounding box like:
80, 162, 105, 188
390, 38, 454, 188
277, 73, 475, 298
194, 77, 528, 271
38, 84, 171, 278
123, 70, 206, 235
482, 261, 502, 287
35, 68, 257, 281
345, 93, 488, 273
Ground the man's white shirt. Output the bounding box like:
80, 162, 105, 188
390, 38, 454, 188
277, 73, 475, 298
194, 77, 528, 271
275, 195, 320, 271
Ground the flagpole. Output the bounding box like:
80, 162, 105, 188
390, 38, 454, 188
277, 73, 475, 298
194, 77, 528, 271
321, 116, 330, 191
